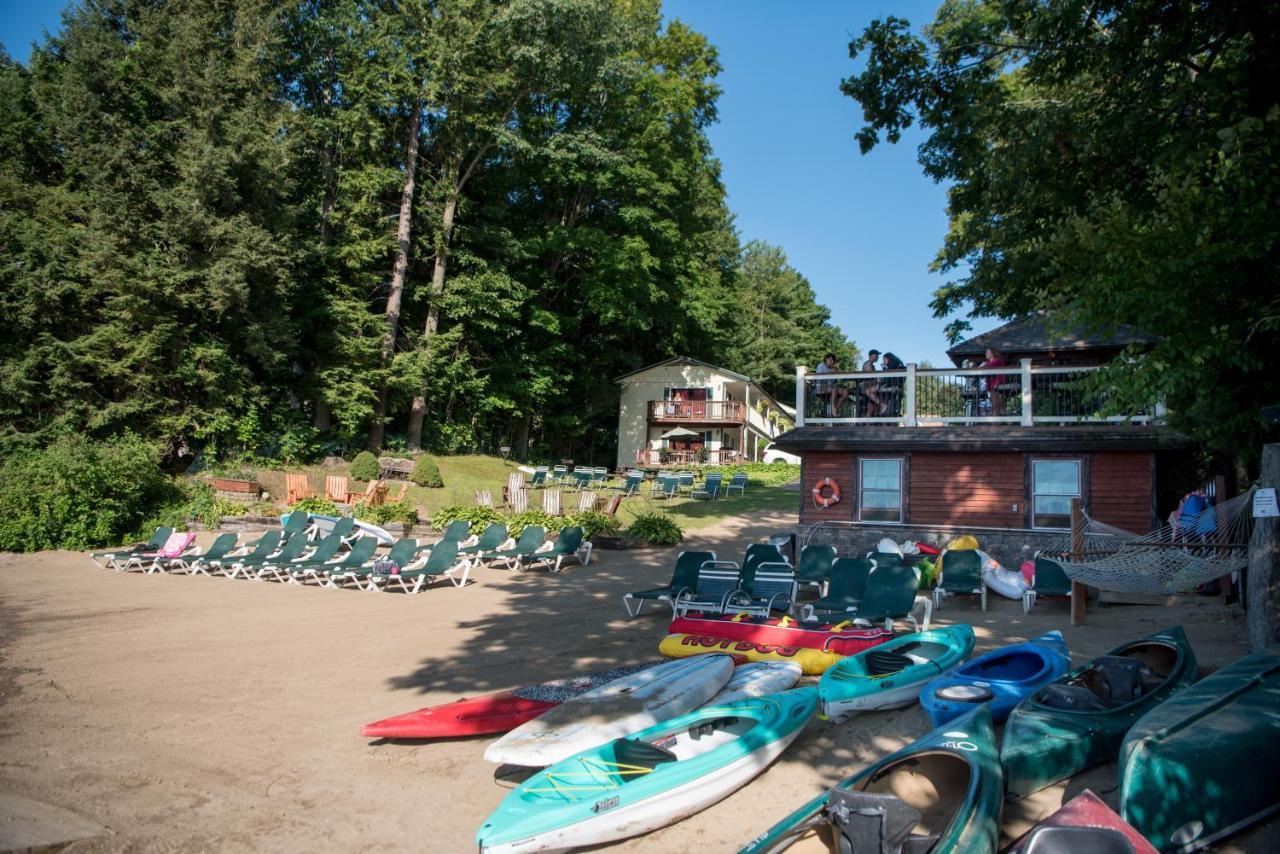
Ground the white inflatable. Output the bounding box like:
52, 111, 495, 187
979, 550, 1030, 600
876, 537, 903, 556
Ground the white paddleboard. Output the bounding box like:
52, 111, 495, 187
703, 662, 802, 705
484, 655, 734, 767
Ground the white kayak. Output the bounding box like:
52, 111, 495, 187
980, 550, 1029, 600
301, 513, 394, 545
484, 655, 735, 767
704, 662, 802, 706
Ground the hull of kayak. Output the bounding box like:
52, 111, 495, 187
920, 631, 1070, 727
740, 704, 1001, 854
1119, 645, 1280, 852
1007, 789, 1157, 854
1001, 625, 1197, 800
660, 633, 843, 675
706, 662, 802, 705
478, 688, 817, 853
283, 512, 394, 545
362, 693, 554, 739
818, 625, 975, 722
669, 614, 893, 656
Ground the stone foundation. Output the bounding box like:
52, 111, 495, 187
801, 523, 1063, 570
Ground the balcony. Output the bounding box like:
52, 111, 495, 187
648, 400, 746, 424
795, 361, 1158, 427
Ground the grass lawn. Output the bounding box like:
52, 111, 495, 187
613, 483, 799, 531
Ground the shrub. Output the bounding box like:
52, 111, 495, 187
292, 496, 341, 516
349, 450, 379, 481
355, 501, 419, 527
626, 513, 684, 546
562, 510, 622, 540
697, 462, 800, 488
411, 455, 444, 487
430, 504, 503, 533
506, 509, 558, 537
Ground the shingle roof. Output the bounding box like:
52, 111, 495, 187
947, 316, 1157, 364
772, 424, 1187, 453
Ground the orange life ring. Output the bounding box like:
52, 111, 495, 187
812, 477, 841, 508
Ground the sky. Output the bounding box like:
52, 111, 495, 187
0, 0, 999, 366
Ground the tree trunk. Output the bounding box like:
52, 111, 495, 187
515, 413, 531, 462
405, 188, 459, 450
1249, 443, 1280, 652
368, 101, 422, 452
312, 399, 331, 431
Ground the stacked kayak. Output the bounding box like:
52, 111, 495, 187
1001, 625, 1197, 799
669, 613, 893, 656
1119, 645, 1280, 852
485, 654, 734, 767
706, 662, 802, 705
282, 512, 395, 545
818, 625, 974, 722
660, 633, 843, 675
920, 631, 1071, 726
477, 688, 818, 853
739, 705, 1002, 854
1007, 789, 1157, 854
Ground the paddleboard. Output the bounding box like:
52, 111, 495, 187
660, 633, 843, 675
704, 662, 802, 705
484, 655, 734, 767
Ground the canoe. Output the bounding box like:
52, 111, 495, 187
1001, 625, 1197, 800
360, 662, 662, 739
1119, 645, 1280, 852
669, 613, 893, 656
919, 630, 1071, 727
484, 655, 734, 767
478, 688, 817, 853
660, 633, 843, 675
706, 662, 802, 705
739, 704, 1001, 854
818, 625, 975, 723
1007, 789, 1157, 854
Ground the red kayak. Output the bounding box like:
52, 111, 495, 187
1006, 789, 1157, 854
669, 613, 892, 656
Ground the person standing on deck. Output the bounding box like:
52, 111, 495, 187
861, 349, 884, 415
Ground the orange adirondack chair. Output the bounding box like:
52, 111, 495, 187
350, 480, 381, 507
285, 473, 315, 505
384, 483, 409, 504
324, 475, 349, 503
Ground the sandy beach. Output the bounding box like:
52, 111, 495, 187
1, 511, 1275, 852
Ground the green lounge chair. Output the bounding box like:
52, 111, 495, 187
277, 528, 349, 584
690, 473, 722, 500
172, 532, 240, 575
622, 550, 716, 617
280, 512, 310, 542
90, 526, 173, 569
328, 538, 420, 590
724, 473, 748, 496
868, 551, 903, 567
676, 472, 696, 494
459, 523, 508, 557
477, 526, 547, 570
737, 543, 789, 593
802, 558, 874, 621
1023, 556, 1074, 613
436, 519, 473, 545
852, 563, 928, 631
229, 534, 312, 581
608, 472, 643, 495
933, 548, 986, 611
373, 539, 472, 593
216, 531, 282, 578
651, 475, 678, 500
521, 526, 591, 573
302, 537, 378, 588
529, 468, 548, 488
795, 544, 837, 591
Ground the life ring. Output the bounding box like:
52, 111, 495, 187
812, 477, 841, 508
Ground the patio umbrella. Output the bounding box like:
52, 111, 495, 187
660, 427, 702, 439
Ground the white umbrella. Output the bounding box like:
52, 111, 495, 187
660, 427, 702, 439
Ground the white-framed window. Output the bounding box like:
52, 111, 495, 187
1032, 459, 1081, 530
859, 458, 903, 523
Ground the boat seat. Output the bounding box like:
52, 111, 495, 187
867, 650, 915, 677
1038, 683, 1111, 712
1021, 826, 1136, 854
828, 789, 920, 854
611, 738, 677, 772
1092, 656, 1157, 704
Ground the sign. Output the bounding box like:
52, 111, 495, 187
1254, 487, 1279, 518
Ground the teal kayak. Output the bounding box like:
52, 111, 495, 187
1001, 625, 1197, 799
476, 687, 817, 853
740, 704, 1002, 854
1119, 645, 1280, 852
818, 625, 975, 722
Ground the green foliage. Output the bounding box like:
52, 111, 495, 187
172, 482, 241, 528
292, 497, 341, 516
430, 504, 503, 533
625, 513, 684, 546
562, 510, 622, 540
349, 451, 379, 481
697, 462, 801, 487
411, 456, 444, 488
355, 501, 419, 527
506, 509, 559, 538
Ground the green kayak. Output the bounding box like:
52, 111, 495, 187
740, 704, 1002, 854
1001, 625, 1197, 800
1119, 645, 1280, 852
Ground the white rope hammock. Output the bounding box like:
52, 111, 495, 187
1041, 487, 1256, 594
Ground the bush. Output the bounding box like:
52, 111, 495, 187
430, 504, 503, 533
355, 501, 419, 527
696, 462, 801, 488
562, 510, 622, 540
626, 513, 684, 546
292, 496, 341, 516
411, 455, 444, 488
506, 509, 558, 537
350, 450, 379, 481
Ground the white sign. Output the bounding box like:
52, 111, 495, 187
1254, 487, 1279, 518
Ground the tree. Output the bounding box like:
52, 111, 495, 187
843, 0, 1280, 463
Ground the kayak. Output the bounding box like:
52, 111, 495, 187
660, 633, 843, 675
818, 625, 975, 723
919, 630, 1071, 726
282, 512, 394, 545
478, 688, 817, 853
739, 704, 1001, 854
360, 662, 661, 739
1007, 789, 1157, 854
1001, 625, 1197, 799
485, 655, 734, 767
981, 558, 1029, 600
669, 613, 893, 656
1119, 645, 1280, 852
705, 662, 802, 705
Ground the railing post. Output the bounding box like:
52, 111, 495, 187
904, 363, 917, 427
795, 365, 807, 427
1020, 358, 1034, 426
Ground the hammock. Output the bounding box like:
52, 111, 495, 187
1040, 488, 1256, 595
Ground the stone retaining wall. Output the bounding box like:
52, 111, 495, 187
801, 523, 1063, 570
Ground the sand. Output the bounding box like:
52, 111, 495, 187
1, 511, 1275, 852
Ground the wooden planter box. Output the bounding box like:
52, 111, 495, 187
593, 535, 639, 550
208, 477, 259, 493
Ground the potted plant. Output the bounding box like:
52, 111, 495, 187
206, 462, 260, 495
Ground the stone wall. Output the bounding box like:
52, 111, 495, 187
801, 523, 1063, 570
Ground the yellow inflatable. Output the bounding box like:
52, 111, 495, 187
947, 534, 980, 551
659, 633, 844, 675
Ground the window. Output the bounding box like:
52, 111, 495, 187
1032, 459, 1081, 530
859, 458, 903, 523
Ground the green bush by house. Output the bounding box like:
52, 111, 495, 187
411, 456, 444, 488
349, 451, 379, 481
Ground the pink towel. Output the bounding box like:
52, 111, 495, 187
156, 532, 197, 558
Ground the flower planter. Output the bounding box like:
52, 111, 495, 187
208, 477, 260, 494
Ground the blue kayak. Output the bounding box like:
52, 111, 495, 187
920, 630, 1071, 727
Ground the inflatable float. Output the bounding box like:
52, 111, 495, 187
660, 633, 844, 675
668, 613, 892, 657
978, 550, 1030, 600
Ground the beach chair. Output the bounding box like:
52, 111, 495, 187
676, 472, 696, 495
238, 534, 315, 581
90, 526, 172, 568
475, 489, 494, 508
802, 557, 875, 621
170, 532, 240, 575
324, 475, 349, 503
541, 489, 562, 516
292, 537, 376, 588
651, 475, 679, 500
795, 543, 837, 591
374, 539, 473, 593
690, 473, 722, 500
576, 491, 598, 513
329, 538, 420, 590
280, 511, 311, 543
1024, 556, 1074, 614
570, 470, 593, 491
351, 480, 380, 507
218, 531, 283, 578
117, 531, 197, 573
602, 494, 623, 517
622, 550, 716, 617
550, 465, 568, 485
522, 527, 591, 573
729, 564, 798, 617
868, 550, 903, 567
503, 472, 525, 505
434, 519, 473, 545
592, 467, 610, 483
851, 563, 929, 631
724, 473, 748, 496
735, 543, 790, 592
509, 488, 530, 512
529, 468, 548, 488
477, 526, 546, 570
672, 565, 742, 617
275, 528, 349, 584
933, 548, 987, 611
609, 472, 643, 496
458, 523, 508, 558
383, 483, 409, 504
285, 473, 315, 505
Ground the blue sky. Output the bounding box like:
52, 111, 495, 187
1, 0, 997, 365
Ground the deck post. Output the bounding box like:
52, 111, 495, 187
1070, 498, 1087, 625
1020, 358, 1034, 426
795, 365, 807, 427
904, 363, 917, 427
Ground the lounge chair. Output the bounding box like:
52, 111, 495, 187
672, 565, 741, 617
795, 544, 837, 591
651, 475, 678, 500
550, 465, 568, 485
690, 473, 722, 500
529, 468, 547, 488
933, 548, 987, 611
373, 540, 473, 593
724, 473, 748, 496
280, 511, 311, 542
225, 531, 305, 580
728, 564, 797, 617
435, 519, 473, 545
213, 531, 282, 578
285, 473, 315, 505
591, 467, 610, 483
622, 550, 715, 617
476, 526, 546, 570
576, 491, 598, 512
868, 550, 903, 567
117, 531, 197, 573
475, 489, 494, 508
571, 470, 593, 490
609, 472, 643, 495
324, 475, 349, 504
274, 529, 350, 584
851, 563, 929, 631
1023, 556, 1073, 614
732, 543, 790, 594
170, 532, 240, 575
328, 538, 420, 590
541, 489, 562, 516
459, 523, 509, 558
522, 526, 592, 572
293, 537, 376, 588
802, 557, 875, 620
676, 472, 696, 495
90, 526, 173, 569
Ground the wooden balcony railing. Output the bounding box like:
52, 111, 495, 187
648, 400, 745, 423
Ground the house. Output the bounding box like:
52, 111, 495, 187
614, 357, 793, 470
771, 317, 1191, 568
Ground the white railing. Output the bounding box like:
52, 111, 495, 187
793, 360, 1157, 428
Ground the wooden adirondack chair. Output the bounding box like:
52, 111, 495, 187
542, 489, 563, 517
577, 491, 598, 513
510, 488, 529, 513
351, 480, 381, 507
475, 489, 494, 508
384, 482, 409, 504
602, 494, 623, 517
285, 473, 315, 505
324, 475, 349, 503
